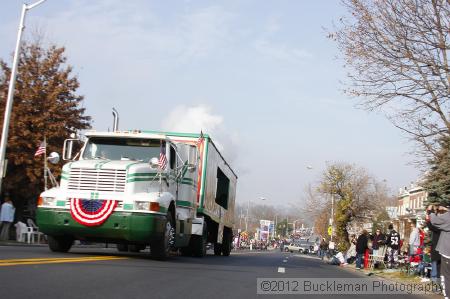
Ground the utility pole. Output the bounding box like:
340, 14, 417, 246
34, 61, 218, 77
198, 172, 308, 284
0, 0, 47, 194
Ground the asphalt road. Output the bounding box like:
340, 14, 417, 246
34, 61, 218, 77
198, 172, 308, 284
0, 245, 435, 299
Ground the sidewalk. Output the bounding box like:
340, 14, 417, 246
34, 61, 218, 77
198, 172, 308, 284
331, 259, 443, 298
0, 240, 46, 247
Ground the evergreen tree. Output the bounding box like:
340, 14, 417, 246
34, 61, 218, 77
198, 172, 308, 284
0, 42, 91, 219
423, 137, 450, 206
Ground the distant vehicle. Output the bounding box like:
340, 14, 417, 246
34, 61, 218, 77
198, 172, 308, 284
299, 240, 317, 253
284, 243, 309, 253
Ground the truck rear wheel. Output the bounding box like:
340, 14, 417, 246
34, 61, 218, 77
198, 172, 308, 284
192, 221, 207, 257
221, 230, 232, 256
214, 243, 222, 256
180, 246, 192, 256
48, 235, 73, 253
117, 244, 128, 252
150, 213, 175, 259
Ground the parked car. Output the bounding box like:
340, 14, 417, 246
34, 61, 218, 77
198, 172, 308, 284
284, 243, 309, 253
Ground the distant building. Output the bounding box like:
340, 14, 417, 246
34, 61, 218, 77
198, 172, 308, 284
390, 183, 427, 247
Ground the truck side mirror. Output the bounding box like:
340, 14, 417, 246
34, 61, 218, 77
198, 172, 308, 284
47, 152, 60, 164
63, 138, 81, 161
149, 157, 159, 169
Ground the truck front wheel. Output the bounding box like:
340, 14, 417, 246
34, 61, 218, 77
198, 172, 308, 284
48, 235, 73, 253
150, 213, 175, 259
213, 243, 222, 256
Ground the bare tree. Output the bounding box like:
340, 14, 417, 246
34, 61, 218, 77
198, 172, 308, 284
316, 162, 390, 249
331, 0, 450, 160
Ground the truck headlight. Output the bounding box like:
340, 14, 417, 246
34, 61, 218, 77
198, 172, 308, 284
134, 201, 150, 211
42, 197, 56, 206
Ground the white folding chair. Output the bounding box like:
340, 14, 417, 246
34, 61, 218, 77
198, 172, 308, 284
26, 219, 44, 244
14, 221, 27, 242
369, 246, 387, 270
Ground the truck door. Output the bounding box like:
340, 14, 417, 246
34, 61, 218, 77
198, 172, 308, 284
175, 144, 196, 218
170, 143, 196, 245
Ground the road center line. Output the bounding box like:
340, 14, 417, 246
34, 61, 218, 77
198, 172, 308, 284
0, 256, 127, 267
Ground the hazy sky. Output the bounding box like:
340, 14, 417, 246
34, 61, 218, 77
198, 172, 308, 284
0, 0, 421, 206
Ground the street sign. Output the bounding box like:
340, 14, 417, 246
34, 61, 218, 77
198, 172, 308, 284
327, 226, 333, 236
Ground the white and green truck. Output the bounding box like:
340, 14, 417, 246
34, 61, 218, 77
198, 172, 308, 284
36, 130, 237, 258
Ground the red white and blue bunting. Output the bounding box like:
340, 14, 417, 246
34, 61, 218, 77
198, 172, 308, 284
70, 198, 117, 227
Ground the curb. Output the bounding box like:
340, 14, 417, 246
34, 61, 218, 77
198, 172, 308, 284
0, 241, 46, 247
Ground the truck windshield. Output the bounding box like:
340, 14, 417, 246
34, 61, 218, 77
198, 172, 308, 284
82, 137, 162, 162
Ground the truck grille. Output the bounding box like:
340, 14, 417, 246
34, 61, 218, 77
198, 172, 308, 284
67, 168, 126, 192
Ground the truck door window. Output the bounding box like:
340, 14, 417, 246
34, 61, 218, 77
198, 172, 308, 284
215, 167, 230, 209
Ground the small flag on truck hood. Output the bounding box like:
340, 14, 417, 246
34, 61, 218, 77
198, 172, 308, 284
159, 142, 167, 170
34, 141, 46, 157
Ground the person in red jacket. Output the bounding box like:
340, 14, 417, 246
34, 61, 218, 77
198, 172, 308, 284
355, 230, 369, 269
411, 227, 425, 263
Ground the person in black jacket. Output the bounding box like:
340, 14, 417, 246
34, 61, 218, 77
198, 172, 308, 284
319, 238, 328, 260
371, 228, 385, 255
355, 230, 369, 269
427, 221, 441, 284
385, 224, 401, 269
371, 228, 385, 268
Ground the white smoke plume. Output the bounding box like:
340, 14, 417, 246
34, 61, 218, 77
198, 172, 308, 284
161, 105, 239, 164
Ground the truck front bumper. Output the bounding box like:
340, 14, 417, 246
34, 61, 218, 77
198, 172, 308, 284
36, 208, 166, 244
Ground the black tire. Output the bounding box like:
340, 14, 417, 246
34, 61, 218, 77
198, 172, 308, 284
48, 235, 73, 253
221, 229, 232, 256
214, 242, 222, 256
192, 221, 207, 257
117, 243, 128, 252
284, 247, 289, 252
180, 246, 192, 257
150, 213, 175, 259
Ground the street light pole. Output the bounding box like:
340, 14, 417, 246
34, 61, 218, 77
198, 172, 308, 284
0, 0, 47, 195
330, 194, 334, 242
245, 198, 250, 232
